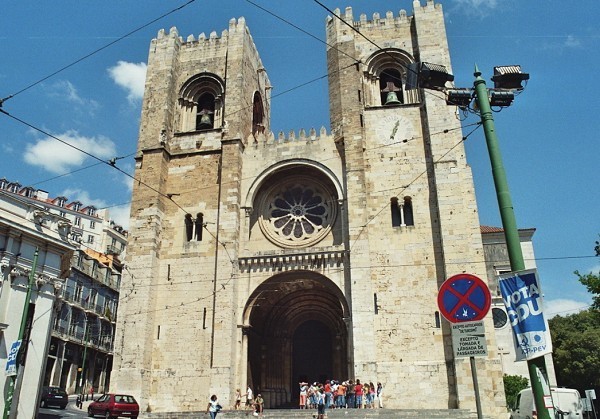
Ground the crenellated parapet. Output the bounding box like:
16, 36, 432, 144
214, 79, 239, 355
154, 16, 250, 46
247, 126, 330, 146
330, 1, 442, 28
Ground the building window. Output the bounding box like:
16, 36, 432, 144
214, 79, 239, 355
258, 177, 337, 248
90, 220, 96, 229
87, 206, 96, 216
391, 197, 402, 227
391, 196, 414, 227
74, 281, 83, 301
57, 197, 67, 207
74, 217, 81, 227
178, 73, 225, 133
72, 201, 82, 211
0, 179, 6, 189
252, 91, 265, 138
364, 48, 420, 107
185, 213, 204, 242
77, 252, 84, 267
87, 235, 94, 244
492, 307, 508, 329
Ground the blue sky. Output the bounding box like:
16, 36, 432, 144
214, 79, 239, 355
1, 0, 598, 316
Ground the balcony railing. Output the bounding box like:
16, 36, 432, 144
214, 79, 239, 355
52, 324, 114, 353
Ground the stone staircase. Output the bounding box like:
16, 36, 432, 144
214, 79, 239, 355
144, 408, 484, 419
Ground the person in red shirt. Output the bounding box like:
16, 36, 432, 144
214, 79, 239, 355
354, 379, 363, 408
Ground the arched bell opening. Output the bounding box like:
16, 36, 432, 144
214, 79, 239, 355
244, 271, 349, 409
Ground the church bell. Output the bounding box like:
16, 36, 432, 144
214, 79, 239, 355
384, 91, 402, 105
197, 108, 213, 129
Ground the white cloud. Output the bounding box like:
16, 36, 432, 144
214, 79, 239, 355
24, 130, 116, 173
564, 34, 582, 48
108, 61, 147, 103
107, 204, 131, 230
450, 0, 498, 17
544, 298, 590, 318
60, 188, 130, 230
46, 80, 99, 112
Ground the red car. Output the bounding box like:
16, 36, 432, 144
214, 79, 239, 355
87, 393, 139, 419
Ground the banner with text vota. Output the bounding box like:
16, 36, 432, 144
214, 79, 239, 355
498, 269, 552, 361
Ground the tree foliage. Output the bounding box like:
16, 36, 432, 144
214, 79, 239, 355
503, 374, 529, 410
549, 309, 600, 393
574, 235, 600, 310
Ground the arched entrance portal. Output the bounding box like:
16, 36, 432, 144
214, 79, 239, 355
245, 271, 349, 408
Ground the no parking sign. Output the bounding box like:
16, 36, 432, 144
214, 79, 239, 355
437, 274, 491, 323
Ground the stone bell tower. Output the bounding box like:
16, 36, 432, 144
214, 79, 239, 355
113, 2, 506, 417
111, 18, 272, 412
325, 1, 505, 416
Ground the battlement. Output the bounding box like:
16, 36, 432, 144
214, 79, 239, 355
330, 1, 441, 28
249, 126, 330, 145
154, 16, 249, 46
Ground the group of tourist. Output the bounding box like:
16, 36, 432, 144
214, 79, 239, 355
299, 379, 383, 411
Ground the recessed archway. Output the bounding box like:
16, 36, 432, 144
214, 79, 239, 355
244, 271, 350, 408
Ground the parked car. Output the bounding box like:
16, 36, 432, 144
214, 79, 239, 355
88, 393, 139, 419
40, 386, 68, 409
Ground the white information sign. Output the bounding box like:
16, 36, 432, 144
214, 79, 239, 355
451, 321, 487, 358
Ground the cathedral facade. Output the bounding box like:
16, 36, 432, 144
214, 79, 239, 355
112, 2, 507, 416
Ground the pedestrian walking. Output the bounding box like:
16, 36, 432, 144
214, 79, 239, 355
377, 382, 383, 408
234, 388, 241, 409
205, 394, 222, 419
246, 385, 254, 410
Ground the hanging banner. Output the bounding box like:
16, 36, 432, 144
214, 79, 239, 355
5, 340, 22, 376
498, 269, 552, 361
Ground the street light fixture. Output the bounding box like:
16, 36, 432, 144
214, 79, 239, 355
446, 88, 473, 109
419, 62, 454, 90
491, 65, 529, 90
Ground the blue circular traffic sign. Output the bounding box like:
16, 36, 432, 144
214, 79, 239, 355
437, 274, 491, 323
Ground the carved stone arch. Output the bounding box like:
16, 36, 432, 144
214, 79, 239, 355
178, 72, 226, 132
364, 48, 420, 106
241, 271, 350, 407
244, 159, 343, 210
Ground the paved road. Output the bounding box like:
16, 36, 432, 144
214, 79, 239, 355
38, 396, 92, 419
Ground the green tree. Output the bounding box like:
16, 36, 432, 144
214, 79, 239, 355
574, 235, 600, 310
503, 374, 528, 410
549, 309, 600, 393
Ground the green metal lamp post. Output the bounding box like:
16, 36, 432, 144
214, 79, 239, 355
3, 248, 39, 419
472, 65, 554, 419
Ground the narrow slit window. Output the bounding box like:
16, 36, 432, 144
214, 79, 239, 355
391, 197, 402, 227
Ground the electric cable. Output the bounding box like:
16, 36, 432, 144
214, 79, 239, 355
0, 0, 196, 106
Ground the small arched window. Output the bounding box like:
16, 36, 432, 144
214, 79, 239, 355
391, 196, 414, 227
179, 73, 225, 133
252, 91, 265, 138
364, 48, 420, 107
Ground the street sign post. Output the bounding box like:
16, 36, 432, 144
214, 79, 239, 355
438, 273, 492, 419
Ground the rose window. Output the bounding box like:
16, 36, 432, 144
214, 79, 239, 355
259, 178, 336, 248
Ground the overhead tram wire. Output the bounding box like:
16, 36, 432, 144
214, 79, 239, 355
0, 109, 188, 215
0, 0, 196, 106
30, 152, 136, 187
244, 0, 359, 63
